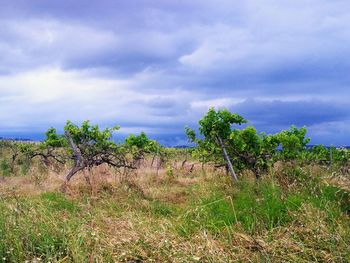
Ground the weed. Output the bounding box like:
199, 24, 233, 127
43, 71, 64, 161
0, 160, 10, 177
40, 192, 78, 213
150, 200, 174, 217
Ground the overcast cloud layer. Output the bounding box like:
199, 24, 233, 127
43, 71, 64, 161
0, 0, 349, 145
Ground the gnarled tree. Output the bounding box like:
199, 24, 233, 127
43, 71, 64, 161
60, 121, 138, 189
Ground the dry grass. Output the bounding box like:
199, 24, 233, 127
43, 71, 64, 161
0, 160, 349, 262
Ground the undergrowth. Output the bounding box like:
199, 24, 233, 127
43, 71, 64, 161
0, 166, 349, 262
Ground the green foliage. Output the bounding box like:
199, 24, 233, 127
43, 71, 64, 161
125, 131, 161, 160
185, 108, 247, 170
277, 126, 310, 160
186, 108, 331, 178
63, 121, 160, 166
310, 144, 330, 163
185, 127, 222, 165
64, 120, 120, 153
198, 107, 246, 141
18, 143, 35, 157
125, 132, 158, 151
227, 126, 280, 175
16, 129, 67, 169
0, 121, 166, 181
330, 146, 350, 165
43, 128, 66, 148
187, 109, 267, 175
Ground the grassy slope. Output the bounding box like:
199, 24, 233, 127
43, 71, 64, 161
0, 164, 349, 262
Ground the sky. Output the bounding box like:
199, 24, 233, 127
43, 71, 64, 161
0, 0, 349, 146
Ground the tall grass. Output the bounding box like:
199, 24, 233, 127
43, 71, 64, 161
0, 160, 10, 177
178, 179, 290, 235
178, 168, 349, 237
0, 193, 91, 262
0, 165, 349, 262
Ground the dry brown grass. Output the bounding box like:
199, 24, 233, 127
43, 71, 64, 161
0, 160, 349, 262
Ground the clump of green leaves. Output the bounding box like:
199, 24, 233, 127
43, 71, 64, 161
186, 108, 246, 181
186, 108, 313, 179
228, 126, 280, 176
125, 131, 161, 161
276, 125, 310, 160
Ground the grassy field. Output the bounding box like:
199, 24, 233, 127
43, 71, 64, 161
0, 160, 349, 262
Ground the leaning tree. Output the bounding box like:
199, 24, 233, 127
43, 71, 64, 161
60, 120, 140, 189
186, 108, 246, 182
186, 108, 315, 181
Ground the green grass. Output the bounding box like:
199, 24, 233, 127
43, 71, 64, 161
0, 197, 87, 262
0, 159, 11, 177
149, 200, 175, 217
40, 192, 78, 213
0, 166, 349, 262
178, 179, 290, 235
177, 169, 349, 239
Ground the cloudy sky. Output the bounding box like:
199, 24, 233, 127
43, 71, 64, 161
0, 0, 349, 145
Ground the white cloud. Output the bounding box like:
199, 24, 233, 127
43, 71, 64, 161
0, 67, 135, 127
179, 1, 350, 73
191, 98, 244, 110
0, 67, 202, 132
0, 18, 119, 72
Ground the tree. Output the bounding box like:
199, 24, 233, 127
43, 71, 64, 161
186, 109, 315, 180
186, 108, 246, 182
227, 126, 279, 177
124, 131, 161, 166
61, 120, 137, 188
276, 126, 310, 160
19, 128, 67, 166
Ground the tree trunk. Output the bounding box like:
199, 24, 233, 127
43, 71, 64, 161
217, 136, 238, 182
60, 131, 83, 192
151, 154, 156, 167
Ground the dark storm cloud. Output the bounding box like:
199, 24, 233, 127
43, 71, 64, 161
234, 99, 350, 128
0, 0, 350, 145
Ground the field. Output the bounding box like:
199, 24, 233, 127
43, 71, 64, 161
0, 155, 349, 262
0, 114, 350, 262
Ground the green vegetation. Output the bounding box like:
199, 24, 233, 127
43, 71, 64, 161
0, 108, 349, 262
0, 166, 349, 262
186, 108, 349, 178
